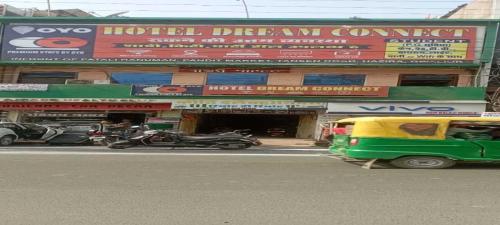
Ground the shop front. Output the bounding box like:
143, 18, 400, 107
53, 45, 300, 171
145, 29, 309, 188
172, 99, 326, 138
0, 101, 171, 126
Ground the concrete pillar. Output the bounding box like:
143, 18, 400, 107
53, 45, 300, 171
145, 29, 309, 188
296, 114, 317, 139
6, 111, 21, 122
479, 62, 493, 87
179, 113, 199, 135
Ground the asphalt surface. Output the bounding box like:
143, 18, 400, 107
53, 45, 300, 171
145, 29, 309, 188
1, 146, 500, 225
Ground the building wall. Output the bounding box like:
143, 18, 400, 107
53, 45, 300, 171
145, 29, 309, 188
6, 66, 476, 87
448, 0, 495, 19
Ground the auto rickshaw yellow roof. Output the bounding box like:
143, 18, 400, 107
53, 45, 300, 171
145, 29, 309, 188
333, 117, 500, 140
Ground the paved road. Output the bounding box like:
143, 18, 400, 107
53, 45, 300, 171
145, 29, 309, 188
0, 147, 499, 225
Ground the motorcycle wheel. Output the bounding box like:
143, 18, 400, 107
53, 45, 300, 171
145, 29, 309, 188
217, 143, 251, 150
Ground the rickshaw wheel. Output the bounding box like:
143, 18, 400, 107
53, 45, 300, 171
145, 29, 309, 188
389, 156, 456, 169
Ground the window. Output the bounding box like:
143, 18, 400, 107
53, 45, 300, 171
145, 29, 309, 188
303, 74, 366, 85
207, 73, 268, 85
399, 74, 458, 86
111, 72, 173, 85
399, 123, 439, 136
447, 122, 500, 140
18, 72, 77, 84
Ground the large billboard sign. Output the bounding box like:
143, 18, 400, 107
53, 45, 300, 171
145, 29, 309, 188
1, 24, 484, 65
1, 24, 96, 61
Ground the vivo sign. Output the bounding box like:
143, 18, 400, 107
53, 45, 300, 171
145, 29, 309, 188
327, 103, 485, 115
359, 106, 455, 112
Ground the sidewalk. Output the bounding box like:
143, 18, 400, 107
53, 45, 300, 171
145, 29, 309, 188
257, 138, 321, 148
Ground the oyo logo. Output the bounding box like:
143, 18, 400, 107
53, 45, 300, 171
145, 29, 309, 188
9, 37, 88, 49
359, 105, 455, 112
11, 26, 92, 34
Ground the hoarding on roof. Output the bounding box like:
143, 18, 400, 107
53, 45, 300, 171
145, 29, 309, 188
1, 23, 485, 65
1, 24, 96, 61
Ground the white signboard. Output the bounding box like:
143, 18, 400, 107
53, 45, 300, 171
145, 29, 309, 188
0, 84, 48, 91
327, 102, 485, 115
172, 99, 326, 110
481, 112, 500, 117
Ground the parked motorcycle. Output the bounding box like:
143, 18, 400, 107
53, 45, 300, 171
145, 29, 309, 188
88, 125, 143, 146
210, 129, 252, 136
108, 130, 261, 149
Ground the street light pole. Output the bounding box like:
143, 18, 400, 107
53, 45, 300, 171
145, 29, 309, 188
47, 0, 51, 16
237, 0, 250, 19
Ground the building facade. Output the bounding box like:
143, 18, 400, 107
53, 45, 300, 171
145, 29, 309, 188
0, 17, 496, 139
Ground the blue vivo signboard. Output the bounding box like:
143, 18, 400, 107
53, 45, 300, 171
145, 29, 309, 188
1, 24, 96, 61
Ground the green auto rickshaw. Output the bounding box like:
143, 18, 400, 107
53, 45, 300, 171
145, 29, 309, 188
329, 117, 500, 169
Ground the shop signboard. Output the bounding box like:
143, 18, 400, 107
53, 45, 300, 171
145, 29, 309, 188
172, 99, 326, 110
183, 109, 317, 115
481, 112, 500, 117
132, 85, 203, 96
0, 102, 171, 111
1, 24, 96, 61
23, 112, 107, 118
203, 85, 389, 97
179, 67, 290, 73
1, 24, 485, 65
0, 84, 48, 91
327, 102, 485, 115
0, 98, 171, 103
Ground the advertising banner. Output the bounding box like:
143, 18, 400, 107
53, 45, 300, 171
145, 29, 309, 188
1, 24, 96, 61
1, 24, 483, 65
0, 84, 48, 91
91, 25, 479, 64
327, 102, 485, 115
203, 85, 389, 97
132, 85, 203, 96
172, 99, 326, 110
